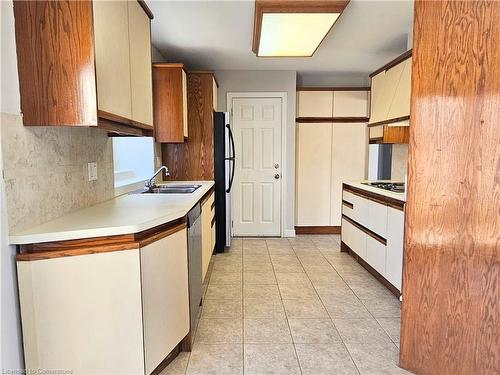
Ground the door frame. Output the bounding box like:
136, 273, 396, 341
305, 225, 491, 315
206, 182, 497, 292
227, 92, 288, 237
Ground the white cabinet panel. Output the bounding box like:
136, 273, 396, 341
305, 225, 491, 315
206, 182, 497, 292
297, 91, 333, 117
202, 193, 214, 281
341, 218, 367, 259
342, 191, 369, 226
17, 250, 144, 374
296, 123, 333, 225
365, 236, 386, 275
333, 91, 370, 117
128, 0, 153, 126
330, 123, 367, 226
141, 228, 190, 375
386, 207, 405, 290
366, 199, 388, 237
387, 58, 412, 120
93, 0, 132, 119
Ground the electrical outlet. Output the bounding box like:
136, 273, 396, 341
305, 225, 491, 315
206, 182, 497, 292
87, 162, 98, 181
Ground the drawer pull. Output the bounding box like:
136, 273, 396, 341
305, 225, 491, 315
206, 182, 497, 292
342, 200, 354, 209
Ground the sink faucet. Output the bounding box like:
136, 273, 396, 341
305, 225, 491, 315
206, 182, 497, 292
145, 166, 170, 188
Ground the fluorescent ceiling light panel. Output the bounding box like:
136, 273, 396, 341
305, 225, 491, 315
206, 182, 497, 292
258, 12, 340, 57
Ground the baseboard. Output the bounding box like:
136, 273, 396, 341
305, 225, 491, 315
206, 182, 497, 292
295, 226, 341, 235
341, 241, 401, 298
283, 229, 296, 237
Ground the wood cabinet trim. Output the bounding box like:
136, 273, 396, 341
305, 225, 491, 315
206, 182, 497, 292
153, 63, 185, 69
343, 184, 405, 211
340, 241, 400, 296
296, 117, 369, 123
17, 221, 187, 261
137, 0, 154, 19
297, 87, 371, 91
295, 226, 341, 234
367, 115, 410, 127
369, 49, 412, 78
342, 215, 387, 246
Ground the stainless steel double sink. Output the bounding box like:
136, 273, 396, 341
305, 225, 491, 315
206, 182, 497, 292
138, 184, 202, 194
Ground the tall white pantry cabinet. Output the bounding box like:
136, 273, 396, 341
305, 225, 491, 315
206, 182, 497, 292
296, 89, 370, 227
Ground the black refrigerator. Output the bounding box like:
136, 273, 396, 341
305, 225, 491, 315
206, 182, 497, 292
214, 112, 234, 252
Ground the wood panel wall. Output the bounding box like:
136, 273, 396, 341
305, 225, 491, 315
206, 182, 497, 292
400, 1, 499, 374
161, 73, 215, 180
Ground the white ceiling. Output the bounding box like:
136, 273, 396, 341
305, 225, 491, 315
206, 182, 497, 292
149, 0, 414, 84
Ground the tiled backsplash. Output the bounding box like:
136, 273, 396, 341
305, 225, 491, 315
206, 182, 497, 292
391, 144, 409, 181
1, 112, 114, 233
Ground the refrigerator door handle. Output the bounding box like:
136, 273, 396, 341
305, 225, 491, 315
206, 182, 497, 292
226, 159, 235, 193
226, 124, 236, 193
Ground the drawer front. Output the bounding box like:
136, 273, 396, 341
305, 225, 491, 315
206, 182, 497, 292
366, 199, 388, 237
365, 235, 386, 275
342, 191, 369, 226
341, 218, 367, 259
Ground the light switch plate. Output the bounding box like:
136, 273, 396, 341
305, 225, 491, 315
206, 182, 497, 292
87, 162, 98, 181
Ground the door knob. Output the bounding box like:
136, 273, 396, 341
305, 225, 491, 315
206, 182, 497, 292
274, 163, 279, 169
274, 174, 280, 179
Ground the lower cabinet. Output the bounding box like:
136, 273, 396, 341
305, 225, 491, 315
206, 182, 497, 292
201, 191, 215, 281
341, 186, 405, 293
140, 228, 190, 374
385, 207, 405, 290
17, 223, 189, 375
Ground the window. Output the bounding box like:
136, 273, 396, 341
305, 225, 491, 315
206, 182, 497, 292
112, 137, 155, 191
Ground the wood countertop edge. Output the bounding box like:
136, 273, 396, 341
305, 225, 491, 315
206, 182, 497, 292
343, 183, 405, 210
16, 219, 190, 261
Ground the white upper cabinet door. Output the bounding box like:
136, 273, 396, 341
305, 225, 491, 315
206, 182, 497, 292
93, 0, 132, 119
128, 0, 153, 126
333, 91, 370, 117
296, 123, 333, 226
330, 123, 367, 226
386, 207, 405, 290
387, 57, 412, 121
297, 91, 333, 117
369, 71, 389, 124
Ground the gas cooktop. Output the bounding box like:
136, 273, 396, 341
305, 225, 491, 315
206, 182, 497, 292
361, 181, 405, 193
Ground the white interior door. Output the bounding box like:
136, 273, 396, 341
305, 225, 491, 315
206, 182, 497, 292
231, 97, 282, 236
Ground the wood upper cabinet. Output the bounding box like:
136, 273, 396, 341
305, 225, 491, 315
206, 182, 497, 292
13, 0, 154, 135
128, 0, 154, 126
161, 72, 217, 180
153, 64, 188, 143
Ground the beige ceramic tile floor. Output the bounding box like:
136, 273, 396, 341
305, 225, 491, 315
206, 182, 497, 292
161, 235, 413, 375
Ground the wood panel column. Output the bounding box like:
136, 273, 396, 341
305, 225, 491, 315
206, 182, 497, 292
400, 1, 499, 374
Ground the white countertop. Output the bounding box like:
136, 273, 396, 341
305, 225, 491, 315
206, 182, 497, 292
9, 181, 215, 245
343, 181, 406, 202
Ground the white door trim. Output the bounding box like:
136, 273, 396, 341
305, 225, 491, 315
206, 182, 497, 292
227, 92, 287, 237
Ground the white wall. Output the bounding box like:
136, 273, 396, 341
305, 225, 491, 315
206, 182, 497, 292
215, 70, 297, 236
0, 0, 24, 370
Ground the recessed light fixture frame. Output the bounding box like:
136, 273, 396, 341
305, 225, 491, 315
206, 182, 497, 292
252, 0, 350, 57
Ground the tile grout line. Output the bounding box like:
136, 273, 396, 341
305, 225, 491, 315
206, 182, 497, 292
291, 236, 362, 375
275, 238, 304, 375
319, 244, 399, 350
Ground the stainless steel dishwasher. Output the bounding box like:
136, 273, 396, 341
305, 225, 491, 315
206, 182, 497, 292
186, 203, 202, 346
